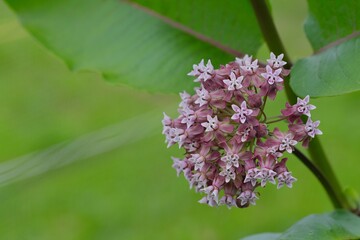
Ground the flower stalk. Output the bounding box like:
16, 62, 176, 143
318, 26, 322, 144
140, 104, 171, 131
250, 0, 353, 211
249, 0, 295, 103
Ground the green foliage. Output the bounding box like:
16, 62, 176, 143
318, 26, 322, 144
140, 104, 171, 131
7, 0, 359, 97
4, 0, 264, 93
290, 37, 360, 97
304, 0, 360, 51
242, 210, 360, 240
132, 0, 263, 55
290, 0, 360, 97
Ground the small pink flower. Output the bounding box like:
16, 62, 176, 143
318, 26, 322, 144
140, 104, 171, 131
221, 153, 240, 170
220, 142, 252, 165
238, 190, 258, 206
162, 112, 172, 135
162, 112, 172, 127
238, 183, 258, 206
267, 52, 287, 69
277, 172, 297, 189
199, 185, 219, 207
220, 195, 237, 208
195, 86, 210, 107
305, 118, 323, 138
188, 154, 205, 171
268, 147, 283, 159
244, 168, 260, 186
188, 145, 220, 171
201, 115, 219, 132
189, 172, 207, 192
280, 134, 298, 153
223, 72, 244, 91
183, 140, 200, 152
281, 96, 317, 125
180, 108, 196, 129
235, 55, 252, 66
179, 91, 191, 108
261, 65, 283, 85
273, 128, 298, 153
198, 194, 218, 207
296, 95, 316, 117
202, 117, 234, 143
256, 168, 277, 187
231, 101, 254, 124
171, 157, 188, 176
237, 55, 259, 75
236, 124, 256, 143
165, 127, 186, 148
274, 158, 297, 189
188, 59, 214, 82
220, 167, 236, 183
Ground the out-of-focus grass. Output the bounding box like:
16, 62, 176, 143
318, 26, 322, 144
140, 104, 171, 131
0, 1, 359, 240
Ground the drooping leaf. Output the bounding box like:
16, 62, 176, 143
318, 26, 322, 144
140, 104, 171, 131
290, 1, 360, 97
304, 0, 360, 51
4, 0, 263, 93
241, 210, 360, 240
132, 0, 263, 55
290, 36, 360, 97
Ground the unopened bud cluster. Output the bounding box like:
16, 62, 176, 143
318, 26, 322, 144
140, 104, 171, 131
162, 53, 322, 208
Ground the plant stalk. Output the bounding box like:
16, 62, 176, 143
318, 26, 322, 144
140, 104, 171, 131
249, 0, 296, 103
250, 0, 352, 210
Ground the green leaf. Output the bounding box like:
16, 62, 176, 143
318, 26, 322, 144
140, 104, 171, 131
4, 0, 263, 93
241, 210, 360, 240
290, 36, 360, 97
132, 0, 263, 55
304, 0, 360, 51
290, 0, 360, 97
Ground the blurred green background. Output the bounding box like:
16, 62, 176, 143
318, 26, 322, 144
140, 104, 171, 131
0, 1, 359, 239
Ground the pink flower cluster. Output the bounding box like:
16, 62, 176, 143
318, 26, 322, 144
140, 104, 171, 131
162, 53, 322, 208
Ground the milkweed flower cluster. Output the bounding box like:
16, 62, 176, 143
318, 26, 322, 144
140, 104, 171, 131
162, 53, 322, 208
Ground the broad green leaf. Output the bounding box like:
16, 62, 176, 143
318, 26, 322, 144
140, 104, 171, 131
4, 0, 229, 93
290, 0, 360, 97
290, 36, 360, 97
132, 0, 263, 55
241, 210, 360, 240
4, 0, 263, 93
304, 0, 360, 51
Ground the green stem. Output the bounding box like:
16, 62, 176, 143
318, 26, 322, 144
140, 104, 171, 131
265, 116, 287, 124
267, 115, 283, 120
260, 96, 268, 122
250, 0, 352, 210
249, 0, 296, 103
249, 0, 291, 63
